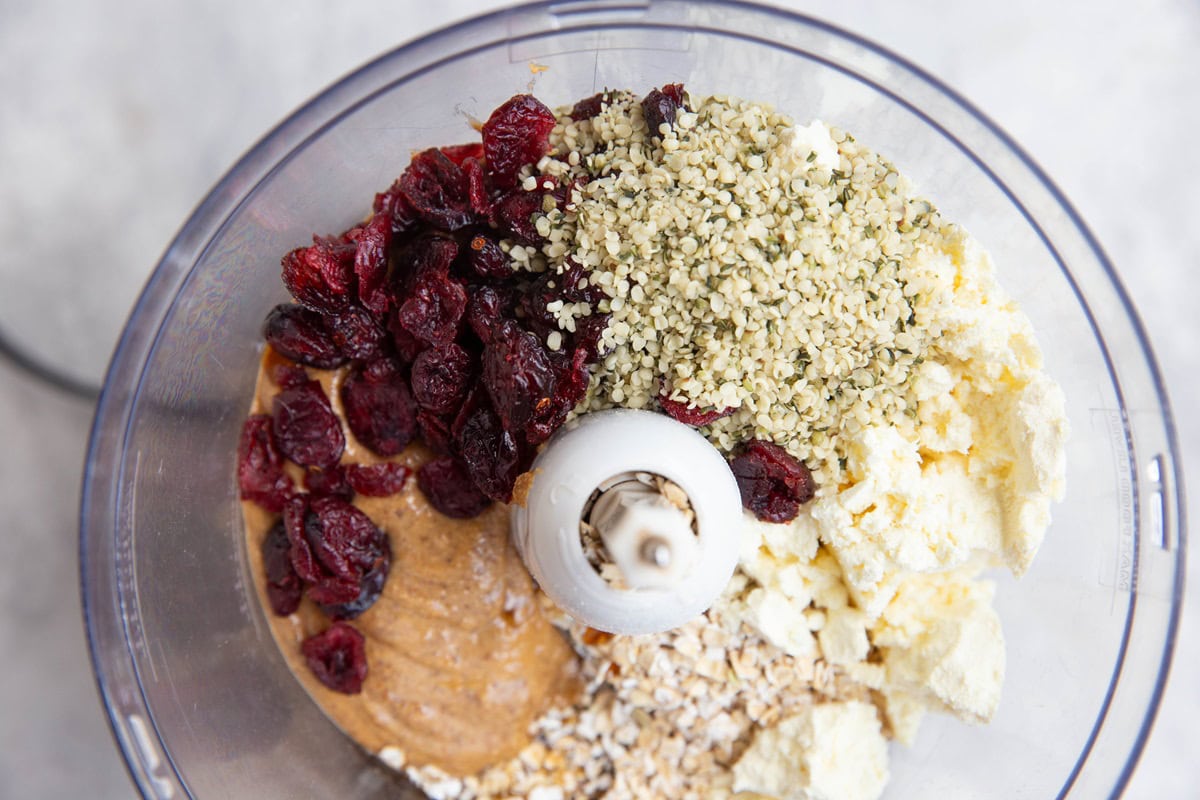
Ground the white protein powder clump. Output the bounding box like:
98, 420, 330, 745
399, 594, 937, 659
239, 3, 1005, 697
732, 700, 889, 800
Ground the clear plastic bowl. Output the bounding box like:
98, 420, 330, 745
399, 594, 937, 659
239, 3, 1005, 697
80, 2, 1186, 797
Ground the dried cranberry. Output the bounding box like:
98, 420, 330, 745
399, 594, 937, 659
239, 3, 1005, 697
570, 91, 613, 121
389, 319, 427, 363
271, 377, 345, 468
395, 234, 459, 290
327, 305, 386, 361
306, 574, 363, 606
411, 343, 474, 415
439, 142, 484, 165
491, 189, 544, 245
658, 392, 735, 426
529, 173, 560, 193
481, 320, 559, 439
304, 464, 353, 501
396, 271, 468, 347
306, 496, 390, 582
319, 557, 389, 621
518, 261, 588, 340
548, 174, 587, 212
283, 495, 321, 583
417, 456, 492, 518
457, 401, 527, 502
237, 415, 294, 512
417, 409, 455, 455
642, 83, 686, 139
517, 277, 563, 341
271, 362, 310, 390
527, 346, 592, 445
261, 521, 302, 616
572, 271, 608, 308
373, 180, 419, 236
566, 258, 606, 301
262, 304, 346, 369
466, 234, 512, 280
573, 312, 611, 360
465, 286, 514, 344
281, 236, 355, 314
341, 357, 417, 456
345, 462, 412, 497
289, 495, 391, 617
520, 261, 603, 338
481, 94, 557, 190
301, 622, 368, 694
352, 213, 392, 317
463, 158, 492, 217
728, 440, 816, 523
399, 148, 478, 231
558, 345, 593, 409
450, 381, 488, 439
509, 260, 606, 352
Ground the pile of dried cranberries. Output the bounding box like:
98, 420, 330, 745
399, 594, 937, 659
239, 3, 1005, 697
266, 93, 609, 517
237, 93, 614, 693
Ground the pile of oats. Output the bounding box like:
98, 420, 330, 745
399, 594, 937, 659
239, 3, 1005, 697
513, 91, 960, 486
397, 572, 869, 800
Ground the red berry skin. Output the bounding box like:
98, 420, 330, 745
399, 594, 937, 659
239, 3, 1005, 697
416, 456, 492, 519
340, 357, 417, 457
237, 415, 294, 512
482, 94, 557, 190
271, 377, 345, 468
396, 272, 468, 348
301, 622, 368, 694
281, 236, 356, 315
351, 212, 393, 317
262, 304, 346, 369
411, 343, 474, 416
345, 463, 412, 497
728, 440, 816, 523
261, 521, 303, 616
658, 392, 734, 427
642, 83, 687, 139
399, 148, 479, 231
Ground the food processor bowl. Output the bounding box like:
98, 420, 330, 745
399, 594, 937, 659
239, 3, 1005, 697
80, 1, 1185, 797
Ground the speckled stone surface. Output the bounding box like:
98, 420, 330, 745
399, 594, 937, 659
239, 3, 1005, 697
0, 1, 1194, 797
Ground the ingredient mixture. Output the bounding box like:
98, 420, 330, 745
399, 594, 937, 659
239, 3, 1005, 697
243, 361, 581, 774
237, 84, 1067, 800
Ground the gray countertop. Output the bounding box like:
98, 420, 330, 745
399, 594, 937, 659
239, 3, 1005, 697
1, 1, 1195, 797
